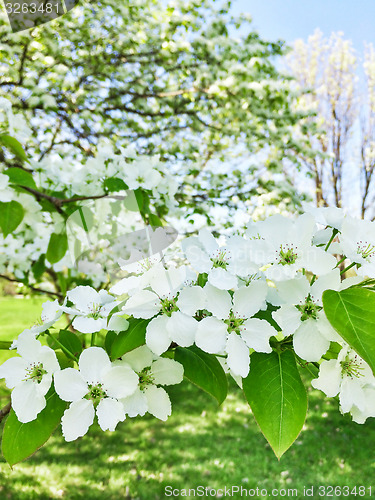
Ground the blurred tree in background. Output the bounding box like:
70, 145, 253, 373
0, 0, 309, 230
287, 30, 375, 220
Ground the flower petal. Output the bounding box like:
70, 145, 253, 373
311, 359, 341, 397
38, 346, 60, 374
241, 318, 275, 353
225, 332, 250, 378
233, 281, 268, 318
274, 276, 310, 305
107, 315, 129, 333
144, 385, 171, 421
121, 345, 154, 372
177, 286, 206, 315
204, 283, 231, 320
166, 312, 197, 347
61, 399, 95, 442
73, 316, 106, 334
0, 357, 28, 389
78, 347, 111, 385
208, 268, 237, 291
122, 290, 160, 319
151, 358, 184, 386
67, 286, 99, 314
195, 317, 227, 354
102, 365, 139, 399
146, 316, 171, 356
121, 387, 148, 417
11, 381, 46, 423
340, 378, 366, 413
273, 305, 301, 336
293, 321, 330, 362
96, 398, 126, 431
54, 368, 89, 402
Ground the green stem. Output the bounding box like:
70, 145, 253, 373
310, 274, 317, 286
334, 256, 346, 268
46, 332, 79, 362
0, 341, 12, 350
340, 262, 357, 275
91, 332, 97, 347
325, 228, 339, 252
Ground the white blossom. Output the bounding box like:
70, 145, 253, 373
0, 334, 60, 422
117, 345, 183, 420
54, 347, 138, 441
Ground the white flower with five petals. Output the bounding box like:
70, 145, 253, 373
116, 345, 183, 421
54, 347, 138, 441
272, 270, 341, 362
195, 281, 276, 377
0, 335, 60, 423
312, 345, 375, 422
63, 286, 128, 333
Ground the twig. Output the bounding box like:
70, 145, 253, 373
0, 274, 63, 298
0, 402, 11, 423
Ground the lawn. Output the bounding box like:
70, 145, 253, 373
0, 298, 374, 499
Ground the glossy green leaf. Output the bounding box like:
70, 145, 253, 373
59, 330, 82, 359
105, 330, 117, 355
103, 177, 128, 192
2, 390, 66, 466
243, 350, 307, 459
111, 318, 149, 359
0, 134, 28, 162
0, 201, 24, 237
323, 288, 375, 375
46, 232, 68, 264
4, 167, 36, 189
31, 254, 46, 281
174, 346, 228, 405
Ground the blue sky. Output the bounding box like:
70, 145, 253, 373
231, 0, 375, 51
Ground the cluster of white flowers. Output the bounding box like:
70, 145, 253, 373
1, 206, 375, 442
0, 98, 178, 284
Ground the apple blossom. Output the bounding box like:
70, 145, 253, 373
54, 347, 139, 441
0, 334, 60, 423
116, 345, 184, 420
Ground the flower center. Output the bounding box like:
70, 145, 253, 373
25, 362, 47, 384
88, 303, 103, 320
296, 295, 321, 321
138, 367, 154, 390
356, 241, 375, 261
85, 383, 107, 405
225, 311, 245, 335
160, 296, 178, 316
210, 249, 230, 269
136, 175, 145, 183
277, 245, 298, 266
239, 273, 259, 286
340, 354, 364, 379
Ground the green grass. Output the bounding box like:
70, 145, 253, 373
0, 298, 375, 499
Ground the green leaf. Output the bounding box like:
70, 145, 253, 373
4, 168, 36, 189
111, 318, 149, 359
105, 331, 117, 355
46, 232, 68, 264
0, 201, 24, 237
0, 135, 28, 162
174, 346, 228, 405
31, 254, 46, 281
0, 341, 12, 350
2, 390, 66, 466
148, 214, 163, 226
103, 177, 128, 192
59, 330, 82, 359
243, 350, 307, 459
323, 288, 375, 375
